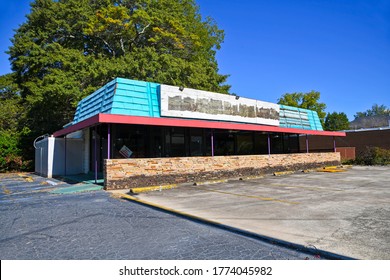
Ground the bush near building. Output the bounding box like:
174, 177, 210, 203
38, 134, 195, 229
354, 147, 390, 166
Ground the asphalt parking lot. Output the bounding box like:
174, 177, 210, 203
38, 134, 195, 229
0, 173, 318, 260
132, 166, 390, 259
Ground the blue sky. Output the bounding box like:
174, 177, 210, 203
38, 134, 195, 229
1, 0, 389, 120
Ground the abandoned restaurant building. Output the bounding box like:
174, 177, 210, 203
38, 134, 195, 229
35, 78, 345, 189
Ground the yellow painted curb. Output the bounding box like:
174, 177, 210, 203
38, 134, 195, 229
130, 184, 178, 194
273, 171, 294, 176
239, 175, 264, 180
317, 169, 346, 173
317, 165, 348, 172
193, 179, 228, 186
323, 165, 339, 169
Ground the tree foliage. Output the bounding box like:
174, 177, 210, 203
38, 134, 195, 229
277, 90, 327, 126
324, 112, 349, 131
0, 74, 22, 131
0, 74, 30, 171
354, 104, 389, 118
8, 0, 229, 133
6, 0, 230, 168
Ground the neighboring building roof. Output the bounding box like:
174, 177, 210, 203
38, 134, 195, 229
55, 78, 344, 137
344, 126, 390, 133
349, 115, 390, 130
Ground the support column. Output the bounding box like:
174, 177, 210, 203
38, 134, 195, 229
64, 135, 67, 176
107, 124, 111, 159
333, 136, 336, 152
211, 129, 214, 157
267, 133, 271, 156
306, 134, 309, 154
94, 126, 98, 184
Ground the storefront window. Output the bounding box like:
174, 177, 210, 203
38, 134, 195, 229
270, 133, 284, 154
214, 130, 234, 155
236, 132, 254, 155
190, 129, 203, 156
113, 124, 146, 158
164, 127, 185, 157
254, 132, 268, 154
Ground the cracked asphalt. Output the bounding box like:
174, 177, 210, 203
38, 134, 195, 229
0, 173, 318, 260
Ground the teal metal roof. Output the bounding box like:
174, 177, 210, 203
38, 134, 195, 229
72, 78, 323, 131
72, 78, 160, 124
279, 105, 323, 131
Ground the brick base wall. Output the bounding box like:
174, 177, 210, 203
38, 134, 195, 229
104, 153, 340, 190
336, 147, 356, 161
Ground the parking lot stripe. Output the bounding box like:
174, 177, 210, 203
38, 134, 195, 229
195, 186, 300, 205
1, 186, 12, 194
268, 183, 344, 192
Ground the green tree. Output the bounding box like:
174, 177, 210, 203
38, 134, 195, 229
0, 74, 30, 171
7, 0, 230, 165
354, 104, 389, 118
277, 90, 327, 126
324, 112, 349, 131
0, 74, 22, 131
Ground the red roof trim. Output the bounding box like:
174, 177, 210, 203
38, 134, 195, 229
52, 114, 100, 137
53, 113, 346, 137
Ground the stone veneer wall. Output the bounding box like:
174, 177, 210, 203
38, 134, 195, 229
104, 153, 340, 190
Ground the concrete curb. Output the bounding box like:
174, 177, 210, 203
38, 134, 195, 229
119, 193, 355, 260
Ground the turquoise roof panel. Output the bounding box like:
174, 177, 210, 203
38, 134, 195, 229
279, 105, 323, 131
73, 79, 117, 124
72, 78, 161, 124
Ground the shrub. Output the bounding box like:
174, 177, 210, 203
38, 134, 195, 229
0, 130, 28, 172
355, 147, 390, 165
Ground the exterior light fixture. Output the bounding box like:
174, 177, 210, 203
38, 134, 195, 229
235, 95, 240, 100
179, 86, 184, 91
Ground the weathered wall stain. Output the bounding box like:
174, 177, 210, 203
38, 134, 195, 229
168, 95, 279, 120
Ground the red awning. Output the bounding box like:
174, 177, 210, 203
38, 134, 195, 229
53, 113, 346, 137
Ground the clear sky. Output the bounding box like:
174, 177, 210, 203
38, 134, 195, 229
0, 0, 389, 120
